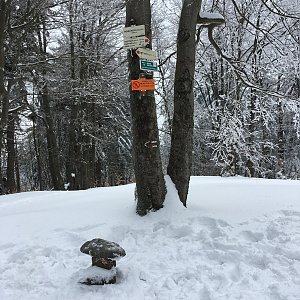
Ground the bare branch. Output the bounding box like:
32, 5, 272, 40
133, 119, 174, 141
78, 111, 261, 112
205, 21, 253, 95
206, 25, 296, 99
260, 0, 300, 20
158, 51, 177, 67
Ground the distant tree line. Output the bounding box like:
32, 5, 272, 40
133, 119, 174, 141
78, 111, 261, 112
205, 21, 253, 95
0, 0, 299, 198
0, 0, 133, 193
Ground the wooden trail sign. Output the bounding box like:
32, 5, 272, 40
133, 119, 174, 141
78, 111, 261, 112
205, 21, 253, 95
123, 36, 150, 50
123, 25, 145, 38
136, 48, 158, 60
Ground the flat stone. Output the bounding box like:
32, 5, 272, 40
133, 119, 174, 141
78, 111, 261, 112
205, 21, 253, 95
80, 238, 126, 260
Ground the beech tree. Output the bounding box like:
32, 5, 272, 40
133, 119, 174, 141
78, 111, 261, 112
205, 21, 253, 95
126, 0, 166, 215
167, 0, 203, 207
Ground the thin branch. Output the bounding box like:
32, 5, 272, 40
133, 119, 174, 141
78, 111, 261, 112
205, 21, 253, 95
206, 25, 295, 99
261, 0, 300, 20
158, 51, 176, 67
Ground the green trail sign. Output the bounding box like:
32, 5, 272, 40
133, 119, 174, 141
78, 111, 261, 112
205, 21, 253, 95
140, 59, 158, 72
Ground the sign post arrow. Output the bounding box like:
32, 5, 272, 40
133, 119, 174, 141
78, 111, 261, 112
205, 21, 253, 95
136, 48, 158, 60
144, 141, 158, 148
123, 36, 150, 50
123, 25, 145, 38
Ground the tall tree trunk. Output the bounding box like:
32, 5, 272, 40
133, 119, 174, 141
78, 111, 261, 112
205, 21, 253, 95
40, 86, 64, 190
37, 19, 63, 190
277, 100, 284, 172
32, 116, 44, 190
88, 102, 96, 186
167, 0, 202, 207
246, 89, 256, 177
0, 0, 10, 180
14, 145, 20, 192
276, 74, 284, 175
66, 0, 79, 190
80, 133, 89, 189
6, 113, 16, 193
126, 0, 166, 216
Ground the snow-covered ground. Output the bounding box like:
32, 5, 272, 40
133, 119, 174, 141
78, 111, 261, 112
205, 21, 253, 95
0, 176, 300, 300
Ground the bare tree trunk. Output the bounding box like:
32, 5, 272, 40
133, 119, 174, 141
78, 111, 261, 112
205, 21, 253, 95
246, 90, 256, 177
167, 0, 202, 207
6, 113, 16, 193
126, 0, 166, 216
40, 86, 64, 190
277, 99, 284, 171
31, 116, 44, 190
0, 0, 10, 180
36, 18, 63, 190
89, 102, 96, 187
275, 74, 284, 175
66, 0, 79, 190
15, 146, 20, 192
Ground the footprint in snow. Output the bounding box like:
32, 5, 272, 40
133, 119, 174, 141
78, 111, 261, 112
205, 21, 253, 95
240, 230, 264, 242
167, 225, 191, 239
266, 224, 282, 240
0, 243, 15, 251
152, 220, 171, 232
280, 210, 300, 217
72, 223, 106, 232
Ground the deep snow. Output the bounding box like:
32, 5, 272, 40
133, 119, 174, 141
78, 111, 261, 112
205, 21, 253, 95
0, 176, 300, 300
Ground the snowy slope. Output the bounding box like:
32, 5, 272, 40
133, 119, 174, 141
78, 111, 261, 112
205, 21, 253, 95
0, 176, 300, 300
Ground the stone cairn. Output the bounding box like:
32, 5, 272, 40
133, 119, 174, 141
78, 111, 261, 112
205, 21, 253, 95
79, 238, 126, 285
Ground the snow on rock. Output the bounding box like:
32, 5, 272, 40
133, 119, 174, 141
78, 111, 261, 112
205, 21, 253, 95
198, 11, 225, 25
74, 266, 117, 285
80, 238, 126, 259
0, 176, 300, 299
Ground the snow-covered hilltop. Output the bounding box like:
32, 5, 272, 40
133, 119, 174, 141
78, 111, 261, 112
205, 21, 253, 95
0, 176, 300, 300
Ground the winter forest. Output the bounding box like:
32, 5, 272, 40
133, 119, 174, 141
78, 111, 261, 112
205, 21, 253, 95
0, 0, 300, 197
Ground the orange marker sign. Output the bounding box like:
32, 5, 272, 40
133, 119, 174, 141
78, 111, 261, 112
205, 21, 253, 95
131, 78, 155, 91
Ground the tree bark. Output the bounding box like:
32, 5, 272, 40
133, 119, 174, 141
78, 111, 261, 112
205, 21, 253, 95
167, 0, 202, 207
66, 0, 79, 189
277, 94, 284, 173
14, 145, 20, 192
0, 0, 10, 180
32, 116, 44, 190
6, 113, 16, 193
37, 19, 64, 190
126, 0, 166, 216
40, 86, 64, 190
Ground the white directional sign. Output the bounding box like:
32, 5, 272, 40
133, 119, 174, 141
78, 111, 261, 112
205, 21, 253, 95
136, 48, 158, 60
123, 25, 145, 39
123, 36, 150, 50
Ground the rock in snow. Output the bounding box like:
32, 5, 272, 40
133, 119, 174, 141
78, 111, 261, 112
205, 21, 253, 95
80, 238, 126, 260
80, 238, 126, 284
